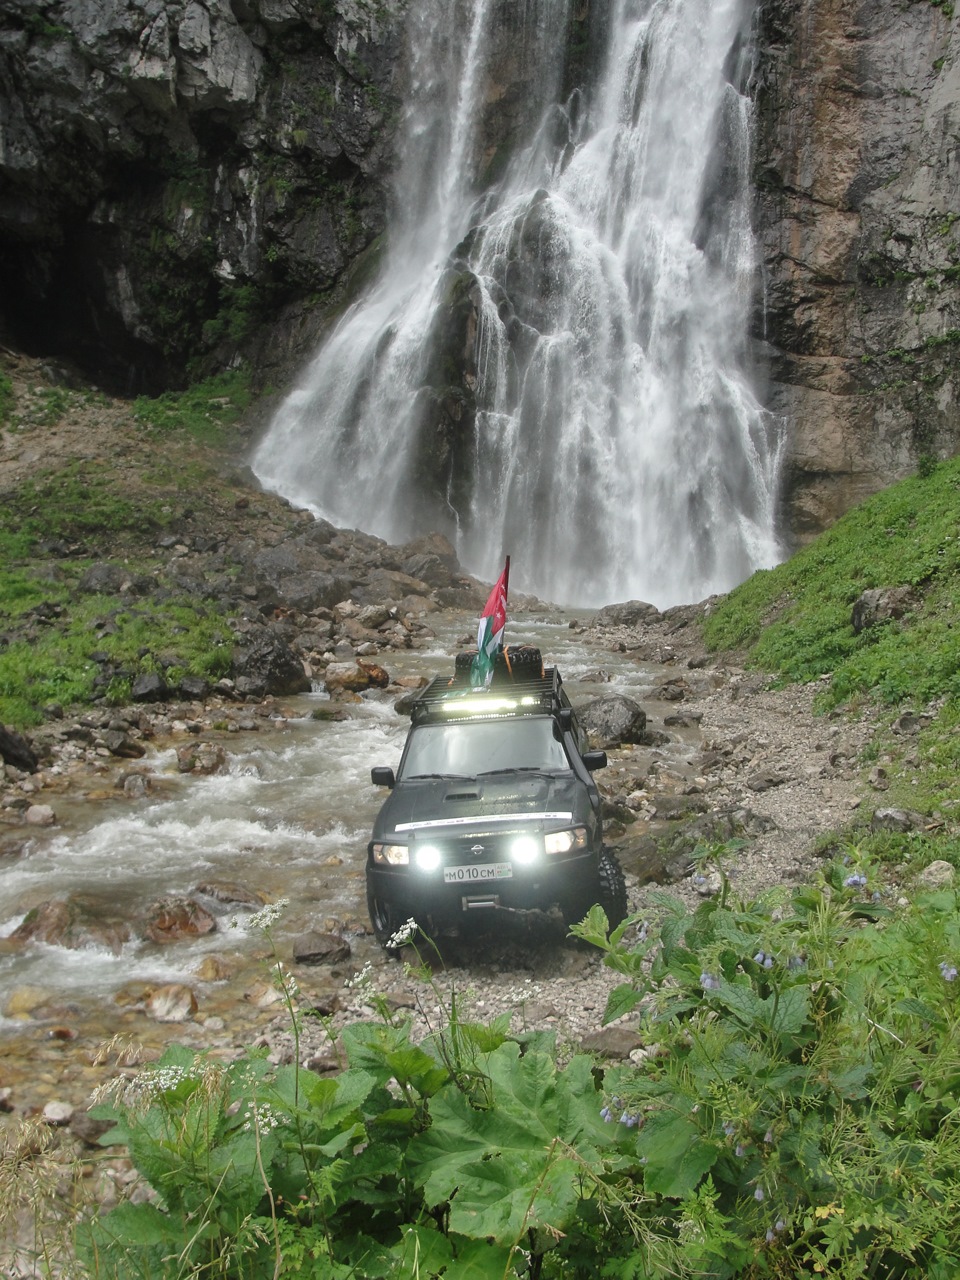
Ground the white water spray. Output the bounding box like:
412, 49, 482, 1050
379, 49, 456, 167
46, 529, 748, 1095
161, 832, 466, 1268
252, 0, 783, 607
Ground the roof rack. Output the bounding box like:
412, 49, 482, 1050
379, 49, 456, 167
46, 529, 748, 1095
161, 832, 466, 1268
410, 666, 564, 725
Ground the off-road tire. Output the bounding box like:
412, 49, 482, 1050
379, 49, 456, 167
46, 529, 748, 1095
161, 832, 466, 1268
561, 848, 628, 931
367, 888, 406, 955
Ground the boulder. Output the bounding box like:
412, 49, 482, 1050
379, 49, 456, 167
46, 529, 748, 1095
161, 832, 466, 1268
233, 632, 311, 696
0, 725, 38, 772
146, 984, 199, 1023
177, 742, 227, 775
323, 660, 391, 693
10, 896, 130, 953
131, 672, 169, 702
851, 587, 919, 635
578, 694, 647, 748
292, 931, 352, 965
593, 600, 661, 628
142, 896, 217, 944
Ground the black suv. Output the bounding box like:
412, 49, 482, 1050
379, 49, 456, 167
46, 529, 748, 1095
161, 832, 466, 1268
365, 648, 627, 949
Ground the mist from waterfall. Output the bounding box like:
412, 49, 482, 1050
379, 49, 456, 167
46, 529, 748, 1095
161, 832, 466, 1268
252, 0, 784, 608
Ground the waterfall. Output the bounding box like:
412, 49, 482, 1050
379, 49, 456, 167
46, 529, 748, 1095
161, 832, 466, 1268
252, 0, 784, 609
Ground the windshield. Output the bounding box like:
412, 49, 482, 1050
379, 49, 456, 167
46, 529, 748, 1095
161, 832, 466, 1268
399, 717, 571, 779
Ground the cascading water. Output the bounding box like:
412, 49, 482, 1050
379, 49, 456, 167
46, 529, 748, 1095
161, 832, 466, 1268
252, 0, 784, 608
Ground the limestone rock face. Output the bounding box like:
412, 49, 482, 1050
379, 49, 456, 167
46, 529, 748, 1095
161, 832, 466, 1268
754, 0, 960, 542
0, 0, 405, 390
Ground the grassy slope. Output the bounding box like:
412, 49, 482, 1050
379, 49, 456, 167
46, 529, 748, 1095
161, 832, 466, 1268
0, 366, 282, 725
702, 455, 960, 869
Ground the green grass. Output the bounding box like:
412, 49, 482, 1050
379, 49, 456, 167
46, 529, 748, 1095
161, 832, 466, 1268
0, 369, 13, 426
132, 369, 253, 447
0, 583, 234, 725
702, 455, 960, 708
0, 462, 171, 553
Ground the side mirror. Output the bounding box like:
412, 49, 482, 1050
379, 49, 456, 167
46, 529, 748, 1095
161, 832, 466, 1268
558, 708, 574, 731
582, 750, 607, 773
371, 766, 396, 788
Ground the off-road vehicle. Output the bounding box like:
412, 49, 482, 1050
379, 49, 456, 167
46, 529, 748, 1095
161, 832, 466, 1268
366, 647, 627, 949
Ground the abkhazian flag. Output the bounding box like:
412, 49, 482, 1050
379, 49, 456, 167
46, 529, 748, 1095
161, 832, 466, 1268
470, 557, 510, 688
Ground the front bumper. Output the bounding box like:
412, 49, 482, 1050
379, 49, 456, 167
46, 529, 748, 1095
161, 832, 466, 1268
366, 849, 599, 926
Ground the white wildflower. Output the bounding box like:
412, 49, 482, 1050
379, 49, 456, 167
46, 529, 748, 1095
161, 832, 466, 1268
247, 899, 289, 931
387, 918, 419, 948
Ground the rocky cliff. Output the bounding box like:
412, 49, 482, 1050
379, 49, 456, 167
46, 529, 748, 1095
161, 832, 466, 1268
754, 0, 960, 541
2, 0, 959, 543
0, 0, 405, 392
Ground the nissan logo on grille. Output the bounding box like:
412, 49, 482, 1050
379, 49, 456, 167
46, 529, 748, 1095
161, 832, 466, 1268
470, 844, 485, 856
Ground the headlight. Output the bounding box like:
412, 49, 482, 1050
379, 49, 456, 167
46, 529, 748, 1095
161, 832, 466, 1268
510, 835, 541, 865
372, 843, 409, 866
414, 844, 442, 872
544, 827, 588, 854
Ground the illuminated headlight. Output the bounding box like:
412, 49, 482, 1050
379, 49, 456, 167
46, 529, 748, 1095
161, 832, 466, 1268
510, 835, 541, 865
544, 827, 588, 855
372, 843, 409, 866
414, 844, 442, 872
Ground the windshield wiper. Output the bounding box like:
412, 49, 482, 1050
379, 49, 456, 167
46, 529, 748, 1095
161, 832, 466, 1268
406, 772, 469, 780
477, 766, 555, 776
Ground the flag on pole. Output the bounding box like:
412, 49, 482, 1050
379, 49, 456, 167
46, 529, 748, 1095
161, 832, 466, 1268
470, 557, 510, 688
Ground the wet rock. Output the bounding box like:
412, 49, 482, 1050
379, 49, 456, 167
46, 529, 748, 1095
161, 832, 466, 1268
0, 1087, 13, 1112
179, 675, 209, 699
4, 985, 53, 1017
194, 880, 263, 908
100, 730, 146, 758
323, 660, 391, 693
177, 741, 227, 774
123, 773, 150, 798
649, 794, 709, 820
0, 725, 39, 772
593, 600, 661, 628
233, 632, 311, 697
917, 860, 955, 889
146, 983, 199, 1023
10, 897, 130, 953
292, 931, 352, 965
579, 694, 647, 748
131, 672, 169, 702
194, 954, 233, 981
142, 896, 217, 944
24, 804, 57, 826
245, 979, 285, 1009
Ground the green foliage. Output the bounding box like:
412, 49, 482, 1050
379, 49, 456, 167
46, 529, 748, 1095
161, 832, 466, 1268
702, 455, 960, 708
0, 583, 233, 725
0, 369, 14, 425
76, 886, 960, 1279
0, 462, 169, 551
133, 370, 253, 447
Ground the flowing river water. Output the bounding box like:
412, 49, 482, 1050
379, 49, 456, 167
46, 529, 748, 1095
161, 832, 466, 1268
0, 614, 693, 1118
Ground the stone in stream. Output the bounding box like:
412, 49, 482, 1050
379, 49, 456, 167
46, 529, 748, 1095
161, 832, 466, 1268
24, 804, 57, 826
142, 896, 217, 944
578, 694, 647, 749
10, 896, 130, 953
146, 983, 199, 1022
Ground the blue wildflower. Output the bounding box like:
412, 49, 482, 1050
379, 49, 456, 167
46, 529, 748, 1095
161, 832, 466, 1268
754, 1187, 765, 1202
735, 1143, 747, 1157
723, 1121, 736, 1137
600, 1107, 612, 1122
787, 956, 805, 971
620, 1112, 639, 1128
765, 1229, 775, 1244
700, 972, 721, 991
939, 962, 958, 982
844, 873, 867, 888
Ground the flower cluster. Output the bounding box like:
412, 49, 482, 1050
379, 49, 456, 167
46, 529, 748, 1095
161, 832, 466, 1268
939, 961, 958, 982
700, 972, 721, 991
753, 950, 775, 970
765, 1218, 787, 1243
599, 1096, 640, 1127
345, 962, 377, 1003
387, 918, 419, 948
246, 899, 289, 931
843, 873, 868, 889
241, 1102, 283, 1135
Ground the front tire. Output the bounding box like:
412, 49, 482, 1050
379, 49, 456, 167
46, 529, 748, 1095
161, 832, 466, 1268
367, 888, 404, 955
561, 848, 628, 931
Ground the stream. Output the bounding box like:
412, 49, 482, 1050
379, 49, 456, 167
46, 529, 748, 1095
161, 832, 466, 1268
0, 612, 691, 1116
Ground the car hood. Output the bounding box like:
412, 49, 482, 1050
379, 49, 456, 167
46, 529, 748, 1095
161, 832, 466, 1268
373, 773, 594, 840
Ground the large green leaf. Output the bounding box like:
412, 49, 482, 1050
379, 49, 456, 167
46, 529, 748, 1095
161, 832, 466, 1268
639, 1110, 720, 1199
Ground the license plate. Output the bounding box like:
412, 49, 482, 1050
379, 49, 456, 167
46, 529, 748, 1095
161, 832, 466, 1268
443, 862, 513, 884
